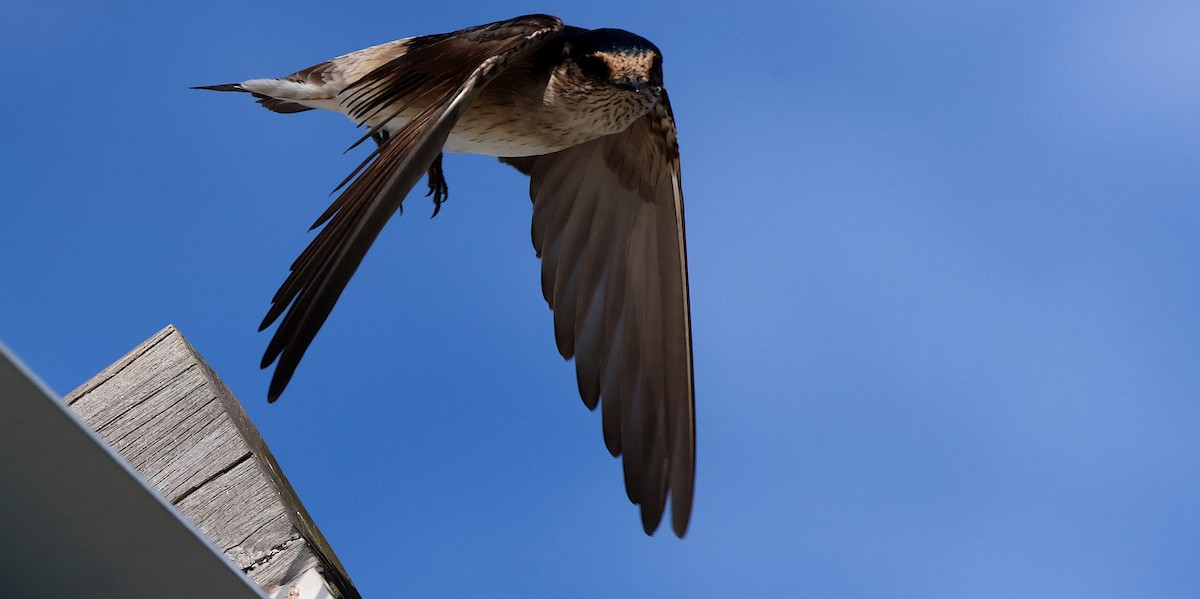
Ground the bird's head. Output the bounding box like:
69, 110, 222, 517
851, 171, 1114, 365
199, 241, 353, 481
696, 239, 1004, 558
563, 28, 664, 96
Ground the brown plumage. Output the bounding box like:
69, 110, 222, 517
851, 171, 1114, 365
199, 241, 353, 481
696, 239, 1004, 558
197, 14, 695, 538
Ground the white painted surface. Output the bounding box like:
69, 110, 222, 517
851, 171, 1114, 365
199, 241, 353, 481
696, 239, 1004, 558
272, 568, 337, 599
0, 343, 267, 598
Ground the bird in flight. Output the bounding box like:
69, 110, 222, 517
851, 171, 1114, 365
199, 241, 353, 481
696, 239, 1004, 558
197, 14, 694, 538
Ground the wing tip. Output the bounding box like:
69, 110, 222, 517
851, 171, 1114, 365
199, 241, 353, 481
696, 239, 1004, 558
671, 519, 689, 539
670, 493, 692, 539
636, 491, 691, 539
266, 364, 293, 403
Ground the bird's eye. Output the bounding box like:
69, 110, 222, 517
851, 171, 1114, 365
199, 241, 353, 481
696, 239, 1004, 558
576, 55, 610, 81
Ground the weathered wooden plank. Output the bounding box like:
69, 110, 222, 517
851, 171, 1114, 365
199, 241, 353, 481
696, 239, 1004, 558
64, 325, 359, 599
176, 456, 291, 564
67, 329, 249, 503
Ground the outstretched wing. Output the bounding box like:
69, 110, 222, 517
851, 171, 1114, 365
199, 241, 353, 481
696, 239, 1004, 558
502, 91, 695, 538
260, 15, 565, 400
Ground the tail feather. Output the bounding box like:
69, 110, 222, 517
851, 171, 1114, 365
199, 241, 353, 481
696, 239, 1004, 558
256, 96, 315, 114
192, 82, 315, 114
192, 83, 247, 92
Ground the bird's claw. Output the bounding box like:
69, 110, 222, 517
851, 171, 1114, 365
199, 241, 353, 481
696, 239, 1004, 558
426, 153, 448, 218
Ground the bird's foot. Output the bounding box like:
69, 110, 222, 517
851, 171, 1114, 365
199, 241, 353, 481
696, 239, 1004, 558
426, 153, 449, 218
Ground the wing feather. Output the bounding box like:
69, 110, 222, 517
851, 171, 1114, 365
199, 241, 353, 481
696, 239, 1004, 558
260, 15, 564, 400
500, 91, 696, 537
551, 160, 606, 359
572, 187, 619, 409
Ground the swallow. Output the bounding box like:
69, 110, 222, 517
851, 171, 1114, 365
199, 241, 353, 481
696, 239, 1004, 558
197, 14, 694, 538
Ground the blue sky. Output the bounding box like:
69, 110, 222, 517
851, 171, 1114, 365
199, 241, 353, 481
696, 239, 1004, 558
4, 1, 1199, 596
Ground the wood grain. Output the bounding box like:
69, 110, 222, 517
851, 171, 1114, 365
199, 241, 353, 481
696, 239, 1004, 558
64, 325, 359, 599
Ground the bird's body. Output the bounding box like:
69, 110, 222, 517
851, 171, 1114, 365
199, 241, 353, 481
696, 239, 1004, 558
231, 26, 659, 156
198, 14, 695, 538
